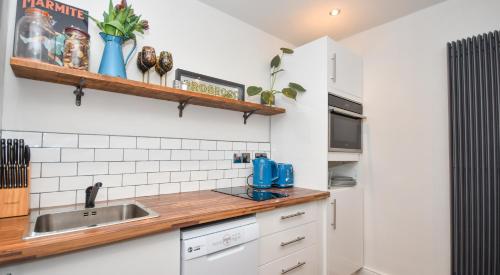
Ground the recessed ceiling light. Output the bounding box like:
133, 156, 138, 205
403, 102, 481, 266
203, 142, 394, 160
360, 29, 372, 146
329, 8, 341, 16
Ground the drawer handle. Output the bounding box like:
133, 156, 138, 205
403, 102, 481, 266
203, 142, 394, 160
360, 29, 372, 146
281, 211, 305, 220
281, 236, 306, 247
281, 261, 306, 274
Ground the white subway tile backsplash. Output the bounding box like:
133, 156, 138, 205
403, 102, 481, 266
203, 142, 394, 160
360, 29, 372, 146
31, 177, 59, 193
171, 150, 190, 160
136, 184, 159, 197
238, 168, 252, 178
232, 142, 246, 150
108, 186, 135, 200
160, 161, 181, 172
32, 148, 61, 162
78, 162, 108, 176
148, 172, 170, 184
208, 170, 224, 180
95, 149, 123, 161
42, 163, 77, 177
149, 150, 171, 160
43, 133, 78, 148
30, 194, 40, 209
19, 130, 266, 208
2, 131, 42, 147
224, 151, 235, 160
199, 160, 217, 170
232, 162, 246, 169
137, 137, 161, 149
259, 143, 271, 151
247, 143, 259, 151
110, 136, 136, 149
200, 140, 216, 150
199, 180, 216, 190
109, 161, 135, 174
216, 179, 232, 188
231, 177, 246, 187
61, 149, 94, 162
181, 161, 199, 171
123, 173, 148, 186
161, 138, 181, 149
208, 151, 224, 160
181, 181, 199, 192
182, 139, 199, 150
191, 170, 208, 181
94, 174, 122, 187
216, 160, 232, 169
60, 176, 93, 191
136, 161, 160, 173
124, 149, 148, 161
224, 169, 239, 179
40, 191, 76, 208
79, 135, 109, 148
171, 171, 190, 182
30, 163, 41, 178
217, 141, 232, 150
190, 150, 209, 160
160, 182, 180, 194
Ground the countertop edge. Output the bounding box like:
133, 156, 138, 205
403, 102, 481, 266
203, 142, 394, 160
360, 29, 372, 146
0, 189, 329, 266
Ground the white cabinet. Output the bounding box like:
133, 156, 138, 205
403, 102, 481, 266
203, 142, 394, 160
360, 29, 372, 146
327, 187, 364, 275
257, 202, 321, 275
328, 39, 363, 103
0, 230, 180, 275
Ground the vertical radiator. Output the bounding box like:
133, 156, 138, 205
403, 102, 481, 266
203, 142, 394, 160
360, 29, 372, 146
448, 31, 500, 275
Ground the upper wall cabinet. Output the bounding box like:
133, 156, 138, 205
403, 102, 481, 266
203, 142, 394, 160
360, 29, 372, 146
328, 39, 363, 103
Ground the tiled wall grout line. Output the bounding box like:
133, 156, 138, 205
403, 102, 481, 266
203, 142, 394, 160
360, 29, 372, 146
2, 129, 269, 208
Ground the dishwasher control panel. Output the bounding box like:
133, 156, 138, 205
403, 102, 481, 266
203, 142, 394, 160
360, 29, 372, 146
182, 221, 259, 260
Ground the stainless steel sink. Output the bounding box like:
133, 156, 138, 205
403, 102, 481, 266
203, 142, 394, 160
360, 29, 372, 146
24, 203, 158, 239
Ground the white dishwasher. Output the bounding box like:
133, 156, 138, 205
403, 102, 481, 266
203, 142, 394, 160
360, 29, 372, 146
181, 215, 259, 275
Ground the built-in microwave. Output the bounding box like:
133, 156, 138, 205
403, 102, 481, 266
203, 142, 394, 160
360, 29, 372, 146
328, 94, 365, 152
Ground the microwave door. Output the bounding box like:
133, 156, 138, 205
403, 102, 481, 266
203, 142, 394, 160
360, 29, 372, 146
329, 110, 362, 152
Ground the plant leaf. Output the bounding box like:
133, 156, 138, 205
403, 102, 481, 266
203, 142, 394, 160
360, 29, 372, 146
105, 20, 126, 36
247, 86, 263, 96
281, 48, 294, 54
289, 82, 306, 92
271, 69, 284, 75
282, 88, 297, 100
108, 0, 115, 21
261, 91, 274, 105
270, 55, 281, 68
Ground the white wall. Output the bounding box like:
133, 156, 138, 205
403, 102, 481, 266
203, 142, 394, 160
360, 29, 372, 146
0, 0, 292, 141
341, 0, 500, 274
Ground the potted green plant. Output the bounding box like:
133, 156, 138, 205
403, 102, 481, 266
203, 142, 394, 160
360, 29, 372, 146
88, 0, 149, 78
247, 48, 306, 106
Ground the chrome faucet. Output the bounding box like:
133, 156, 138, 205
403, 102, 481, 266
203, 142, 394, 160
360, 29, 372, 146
85, 182, 103, 208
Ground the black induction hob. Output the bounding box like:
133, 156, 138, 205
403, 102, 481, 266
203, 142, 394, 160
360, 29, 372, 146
213, 186, 289, 201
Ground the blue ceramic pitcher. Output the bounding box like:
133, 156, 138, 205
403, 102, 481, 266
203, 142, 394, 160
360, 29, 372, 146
98, 33, 136, 79
252, 157, 278, 189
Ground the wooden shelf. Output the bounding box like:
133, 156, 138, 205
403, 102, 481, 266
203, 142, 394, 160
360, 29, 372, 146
10, 57, 285, 122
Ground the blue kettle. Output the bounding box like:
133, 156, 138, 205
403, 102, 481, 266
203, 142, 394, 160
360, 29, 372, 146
274, 163, 294, 188
252, 157, 278, 189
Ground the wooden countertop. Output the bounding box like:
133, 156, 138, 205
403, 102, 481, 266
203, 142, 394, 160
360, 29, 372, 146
0, 187, 329, 266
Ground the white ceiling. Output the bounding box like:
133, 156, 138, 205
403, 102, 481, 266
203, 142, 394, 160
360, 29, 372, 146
198, 0, 447, 45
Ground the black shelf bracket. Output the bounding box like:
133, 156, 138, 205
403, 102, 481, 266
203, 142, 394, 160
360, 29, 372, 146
178, 98, 191, 118
73, 78, 85, 106
243, 110, 257, 124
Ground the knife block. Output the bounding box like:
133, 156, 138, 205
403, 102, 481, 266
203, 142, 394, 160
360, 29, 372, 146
0, 167, 30, 219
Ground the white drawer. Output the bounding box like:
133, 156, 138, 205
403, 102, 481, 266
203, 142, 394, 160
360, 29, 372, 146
257, 202, 318, 236
259, 222, 317, 265
259, 245, 319, 275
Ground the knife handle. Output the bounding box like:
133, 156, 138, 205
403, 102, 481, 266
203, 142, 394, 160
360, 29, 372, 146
24, 145, 30, 188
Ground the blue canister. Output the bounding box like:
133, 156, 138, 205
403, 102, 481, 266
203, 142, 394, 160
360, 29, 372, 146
274, 163, 294, 188
252, 157, 278, 189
